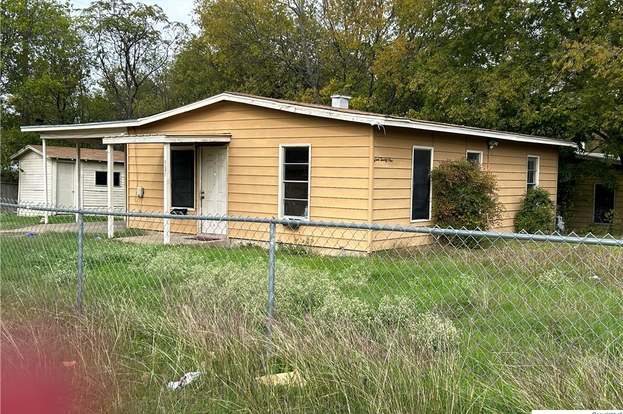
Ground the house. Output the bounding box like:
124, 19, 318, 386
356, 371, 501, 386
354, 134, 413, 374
11, 145, 125, 215
565, 152, 622, 234
20, 92, 575, 251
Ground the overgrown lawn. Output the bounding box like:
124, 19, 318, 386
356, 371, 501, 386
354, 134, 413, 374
1, 230, 622, 412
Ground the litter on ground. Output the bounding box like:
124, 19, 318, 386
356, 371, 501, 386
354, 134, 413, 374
256, 370, 306, 387
166, 371, 203, 390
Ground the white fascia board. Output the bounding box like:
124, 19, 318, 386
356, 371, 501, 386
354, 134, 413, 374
102, 134, 231, 144
577, 151, 622, 165
382, 119, 578, 148
9, 145, 39, 160
37, 129, 128, 140
21, 93, 576, 148
22, 123, 131, 133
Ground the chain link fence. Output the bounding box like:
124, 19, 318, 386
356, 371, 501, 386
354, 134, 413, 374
1, 199, 622, 411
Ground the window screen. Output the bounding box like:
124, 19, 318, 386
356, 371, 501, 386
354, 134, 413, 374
411, 148, 432, 220
594, 184, 615, 224
527, 156, 539, 189
95, 171, 121, 187
466, 151, 482, 165
171, 149, 194, 208
281, 146, 309, 218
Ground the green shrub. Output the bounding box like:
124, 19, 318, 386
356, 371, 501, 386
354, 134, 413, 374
431, 160, 503, 230
514, 187, 555, 233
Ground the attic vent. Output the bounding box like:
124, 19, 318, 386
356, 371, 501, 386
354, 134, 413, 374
330, 95, 351, 109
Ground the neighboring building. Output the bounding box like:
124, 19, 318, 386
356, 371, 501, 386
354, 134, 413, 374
566, 153, 622, 234
11, 145, 125, 214
21, 92, 575, 251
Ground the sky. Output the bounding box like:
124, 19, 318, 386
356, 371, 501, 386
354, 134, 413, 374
69, 0, 196, 29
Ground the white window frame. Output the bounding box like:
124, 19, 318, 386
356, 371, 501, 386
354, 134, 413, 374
410, 145, 434, 223
466, 150, 483, 166
170, 145, 196, 210
527, 155, 540, 189
278, 144, 311, 220
592, 183, 616, 225
94, 170, 121, 187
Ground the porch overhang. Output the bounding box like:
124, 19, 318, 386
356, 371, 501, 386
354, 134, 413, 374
39, 128, 127, 143
102, 133, 231, 145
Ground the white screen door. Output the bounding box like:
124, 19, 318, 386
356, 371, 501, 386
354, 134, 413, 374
56, 162, 74, 208
200, 146, 228, 235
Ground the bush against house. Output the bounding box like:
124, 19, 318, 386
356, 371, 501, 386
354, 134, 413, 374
431, 160, 503, 230
514, 187, 555, 233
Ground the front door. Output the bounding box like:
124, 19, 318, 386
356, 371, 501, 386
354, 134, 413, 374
200, 146, 228, 235
56, 162, 74, 208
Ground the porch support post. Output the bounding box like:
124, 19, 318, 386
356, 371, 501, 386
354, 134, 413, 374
75, 143, 81, 222
163, 143, 171, 244
42, 139, 49, 224
107, 144, 114, 238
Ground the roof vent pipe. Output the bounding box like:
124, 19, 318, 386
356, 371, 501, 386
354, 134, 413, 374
330, 95, 351, 109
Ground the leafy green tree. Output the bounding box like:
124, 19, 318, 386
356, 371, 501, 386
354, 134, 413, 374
170, 0, 396, 107
1, 0, 88, 179
3, 0, 621, 182
80, 0, 187, 118
319, 0, 396, 108
378, 0, 622, 161
549, 1, 623, 164
173, 0, 303, 102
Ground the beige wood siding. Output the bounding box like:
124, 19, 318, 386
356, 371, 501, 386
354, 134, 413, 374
567, 171, 623, 234
126, 101, 372, 251
123, 101, 563, 252
371, 127, 559, 250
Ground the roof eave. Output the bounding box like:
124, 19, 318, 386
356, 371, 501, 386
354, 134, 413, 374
9, 145, 40, 160
20, 92, 576, 148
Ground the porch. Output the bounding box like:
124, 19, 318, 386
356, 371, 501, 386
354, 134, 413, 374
37, 132, 231, 244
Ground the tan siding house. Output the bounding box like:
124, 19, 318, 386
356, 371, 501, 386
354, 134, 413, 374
566, 158, 623, 235
21, 92, 575, 252
370, 127, 559, 249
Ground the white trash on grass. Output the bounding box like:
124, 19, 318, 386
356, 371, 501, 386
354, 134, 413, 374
166, 371, 203, 390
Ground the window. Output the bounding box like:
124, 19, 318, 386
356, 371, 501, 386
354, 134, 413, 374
95, 171, 120, 187
411, 147, 433, 221
594, 184, 615, 224
527, 155, 539, 189
466, 150, 483, 166
280, 145, 310, 218
171, 148, 195, 208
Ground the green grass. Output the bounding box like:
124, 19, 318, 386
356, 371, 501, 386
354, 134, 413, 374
1, 231, 622, 413
0, 211, 75, 229
0, 211, 120, 230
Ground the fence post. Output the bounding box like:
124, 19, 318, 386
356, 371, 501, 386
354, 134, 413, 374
266, 220, 277, 347
76, 212, 85, 313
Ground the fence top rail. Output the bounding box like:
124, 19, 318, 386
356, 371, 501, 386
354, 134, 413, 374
2, 201, 622, 247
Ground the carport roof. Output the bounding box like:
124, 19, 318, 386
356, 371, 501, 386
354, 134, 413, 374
11, 145, 125, 163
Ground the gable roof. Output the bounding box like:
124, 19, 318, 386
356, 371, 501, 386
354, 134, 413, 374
11, 145, 124, 163
21, 92, 576, 148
